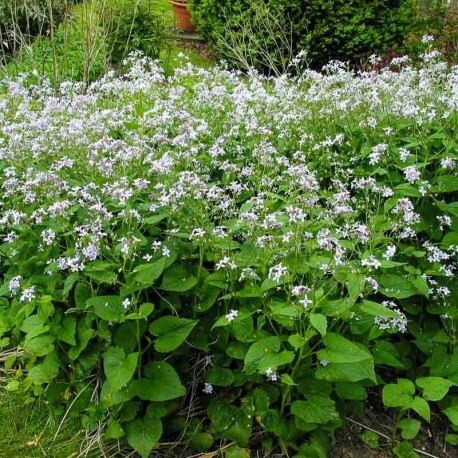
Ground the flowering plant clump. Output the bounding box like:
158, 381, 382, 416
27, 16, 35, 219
0, 49, 457, 456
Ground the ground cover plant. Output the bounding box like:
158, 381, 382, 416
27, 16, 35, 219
0, 44, 457, 457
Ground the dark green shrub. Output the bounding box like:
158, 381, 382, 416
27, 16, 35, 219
103, 0, 175, 64
190, 0, 417, 71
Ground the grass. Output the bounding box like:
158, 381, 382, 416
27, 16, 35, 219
0, 390, 101, 458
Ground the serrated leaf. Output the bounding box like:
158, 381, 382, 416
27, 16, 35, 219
310, 313, 327, 336
132, 258, 165, 286
205, 368, 234, 387
54, 316, 76, 346
27, 351, 59, 385
257, 351, 295, 372
125, 415, 162, 458
149, 316, 198, 352
87, 296, 125, 323
244, 336, 281, 374
126, 303, 154, 320
132, 361, 185, 401
380, 275, 418, 299
288, 333, 306, 349
103, 347, 138, 393
317, 333, 372, 363
161, 266, 197, 292
23, 334, 54, 356
291, 395, 338, 424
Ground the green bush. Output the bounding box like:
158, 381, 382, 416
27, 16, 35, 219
190, 0, 417, 71
0, 52, 457, 456
103, 0, 174, 64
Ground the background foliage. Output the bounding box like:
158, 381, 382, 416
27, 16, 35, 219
190, 0, 417, 71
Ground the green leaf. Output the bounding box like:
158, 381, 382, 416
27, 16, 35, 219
373, 341, 406, 368
53, 316, 76, 346
226, 341, 249, 359
207, 399, 252, 446
149, 316, 198, 352
87, 270, 117, 284
445, 434, 458, 445
205, 368, 234, 387
281, 374, 298, 386
132, 361, 185, 401
310, 314, 327, 336
74, 283, 91, 308
411, 396, 430, 422
335, 382, 366, 400
132, 258, 165, 286
126, 303, 154, 320
161, 266, 197, 292
190, 432, 214, 452
393, 441, 420, 458
244, 336, 281, 374
442, 405, 458, 426
380, 275, 418, 299
360, 300, 401, 318
359, 430, 379, 448
291, 395, 339, 424
416, 377, 454, 401
398, 418, 421, 440
226, 446, 250, 458
87, 296, 125, 323
105, 418, 125, 439
103, 347, 138, 393
382, 384, 412, 409
317, 333, 372, 363
316, 359, 376, 383
288, 333, 306, 349
257, 351, 295, 372
397, 378, 415, 396
23, 335, 55, 356
125, 415, 162, 458
27, 351, 59, 385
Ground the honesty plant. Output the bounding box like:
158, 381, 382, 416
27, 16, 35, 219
0, 49, 457, 456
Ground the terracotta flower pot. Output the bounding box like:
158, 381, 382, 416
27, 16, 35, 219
170, 0, 196, 32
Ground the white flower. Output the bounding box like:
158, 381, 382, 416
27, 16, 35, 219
404, 165, 421, 184
20, 286, 36, 303
365, 277, 379, 292
8, 276, 22, 295
41, 228, 56, 246
190, 228, 206, 240
203, 383, 213, 394
268, 263, 289, 282
382, 245, 396, 260
421, 34, 434, 43
216, 257, 237, 270
225, 309, 238, 322
122, 298, 131, 309
361, 255, 381, 270
441, 157, 455, 169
